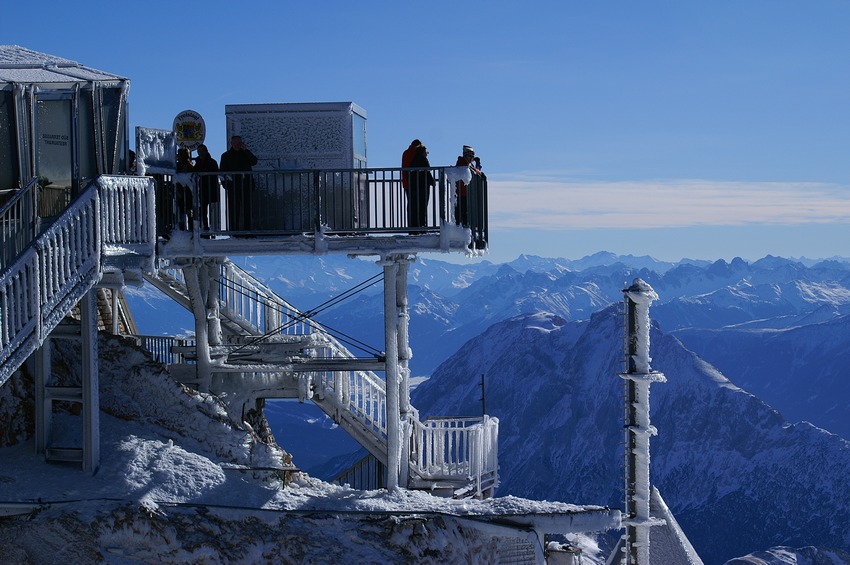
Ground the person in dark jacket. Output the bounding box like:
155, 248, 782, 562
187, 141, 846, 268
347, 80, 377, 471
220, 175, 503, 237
408, 144, 435, 230
194, 144, 219, 232
220, 135, 258, 232
175, 146, 194, 230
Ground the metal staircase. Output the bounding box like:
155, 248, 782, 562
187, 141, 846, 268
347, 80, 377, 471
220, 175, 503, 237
0, 175, 156, 385
141, 260, 499, 497
0, 171, 497, 496
0, 175, 156, 472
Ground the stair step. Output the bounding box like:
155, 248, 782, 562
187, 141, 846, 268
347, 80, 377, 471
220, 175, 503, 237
46, 447, 83, 463
44, 386, 83, 401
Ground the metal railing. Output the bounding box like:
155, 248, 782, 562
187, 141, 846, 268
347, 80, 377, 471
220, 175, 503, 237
334, 452, 387, 491
150, 166, 488, 248
410, 415, 500, 495
0, 175, 156, 385
132, 335, 194, 366
0, 177, 39, 271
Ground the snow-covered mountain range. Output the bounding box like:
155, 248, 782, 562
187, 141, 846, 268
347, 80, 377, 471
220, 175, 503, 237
412, 308, 850, 564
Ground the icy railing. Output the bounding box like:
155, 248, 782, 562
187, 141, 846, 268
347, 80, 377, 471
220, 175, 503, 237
212, 261, 501, 484
0, 177, 39, 271
166, 166, 489, 248
0, 175, 157, 385
410, 416, 500, 495
153, 258, 391, 441
219, 261, 313, 336
218, 261, 391, 440
0, 187, 99, 384
133, 335, 194, 366
97, 176, 157, 250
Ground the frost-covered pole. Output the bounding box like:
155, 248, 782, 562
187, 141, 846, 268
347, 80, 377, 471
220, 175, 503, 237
396, 255, 412, 487
205, 261, 222, 347
81, 289, 100, 474
380, 255, 402, 489
183, 262, 213, 393
619, 278, 666, 565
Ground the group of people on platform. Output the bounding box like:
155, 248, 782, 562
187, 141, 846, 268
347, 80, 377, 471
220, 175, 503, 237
172, 135, 257, 234
401, 139, 484, 235
169, 135, 483, 240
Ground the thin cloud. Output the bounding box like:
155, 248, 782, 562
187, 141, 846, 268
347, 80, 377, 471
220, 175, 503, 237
487, 177, 850, 230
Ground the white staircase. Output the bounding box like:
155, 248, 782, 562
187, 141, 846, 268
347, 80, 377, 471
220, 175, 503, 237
0, 175, 156, 385
0, 174, 497, 496
143, 260, 499, 497
0, 175, 156, 472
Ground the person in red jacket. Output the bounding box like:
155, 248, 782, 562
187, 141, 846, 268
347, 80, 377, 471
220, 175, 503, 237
402, 139, 422, 189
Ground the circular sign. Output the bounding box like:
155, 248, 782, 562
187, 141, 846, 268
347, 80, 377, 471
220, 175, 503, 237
173, 110, 206, 150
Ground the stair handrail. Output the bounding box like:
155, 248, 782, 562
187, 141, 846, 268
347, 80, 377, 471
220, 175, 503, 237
0, 177, 39, 271
409, 415, 500, 496
212, 261, 501, 484
0, 185, 100, 384
150, 259, 498, 490
217, 261, 391, 440
149, 260, 390, 440
0, 175, 156, 386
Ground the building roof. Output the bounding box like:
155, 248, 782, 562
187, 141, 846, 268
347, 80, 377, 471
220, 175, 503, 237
0, 45, 127, 84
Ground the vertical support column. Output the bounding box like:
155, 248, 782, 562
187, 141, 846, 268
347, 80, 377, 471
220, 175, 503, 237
184, 262, 212, 393
396, 255, 412, 488
619, 278, 666, 564
33, 344, 50, 455
204, 261, 222, 347
109, 289, 119, 334
80, 288, 100, 474
381, 256, 401, 490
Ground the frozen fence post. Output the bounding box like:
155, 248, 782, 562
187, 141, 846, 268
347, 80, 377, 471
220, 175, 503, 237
618, 278, 666, 565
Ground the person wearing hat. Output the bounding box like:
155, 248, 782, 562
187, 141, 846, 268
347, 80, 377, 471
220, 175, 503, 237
454, 145, 481, 228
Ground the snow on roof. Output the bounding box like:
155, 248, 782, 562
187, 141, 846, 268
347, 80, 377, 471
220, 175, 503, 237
0, 45, 127, 84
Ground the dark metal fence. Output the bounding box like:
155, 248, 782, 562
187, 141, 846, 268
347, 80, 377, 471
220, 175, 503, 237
151, 166, 488, 248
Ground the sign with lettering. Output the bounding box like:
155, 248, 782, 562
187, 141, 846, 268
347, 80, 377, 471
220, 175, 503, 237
173, 110, 206, 150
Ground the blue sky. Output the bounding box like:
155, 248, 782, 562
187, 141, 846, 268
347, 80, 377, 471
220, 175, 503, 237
5, 1, 850, 263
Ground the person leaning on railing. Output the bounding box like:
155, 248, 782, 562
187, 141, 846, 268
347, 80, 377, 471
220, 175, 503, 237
454, 145, 486, 249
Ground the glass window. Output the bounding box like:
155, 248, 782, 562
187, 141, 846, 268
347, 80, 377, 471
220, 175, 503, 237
352, 112, 367, 167
100, 87, 122, 173
78, 89, 97, 181
0, 90, 18, 191
36, 96, 74, 216
35, 97, 73, 191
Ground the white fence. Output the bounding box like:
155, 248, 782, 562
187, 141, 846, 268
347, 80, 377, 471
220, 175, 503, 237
0, 175, 156, 385
411, 416, 500, 493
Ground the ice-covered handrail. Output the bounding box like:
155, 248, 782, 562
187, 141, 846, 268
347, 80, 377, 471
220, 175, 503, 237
210, 261, 499, 486
151, 259, 391, 440
409, 416, 500, 496
0, 175, 157, 386
219, 261, 391, 439
0, 177, 39, 271
0, 186, 99, 385
149, 258, 496, 490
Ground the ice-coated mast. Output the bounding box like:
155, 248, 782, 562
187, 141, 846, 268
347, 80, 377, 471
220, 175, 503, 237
619, 278, 666, 564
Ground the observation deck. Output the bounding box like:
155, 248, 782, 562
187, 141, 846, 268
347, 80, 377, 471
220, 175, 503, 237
153, 165, 488, 259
